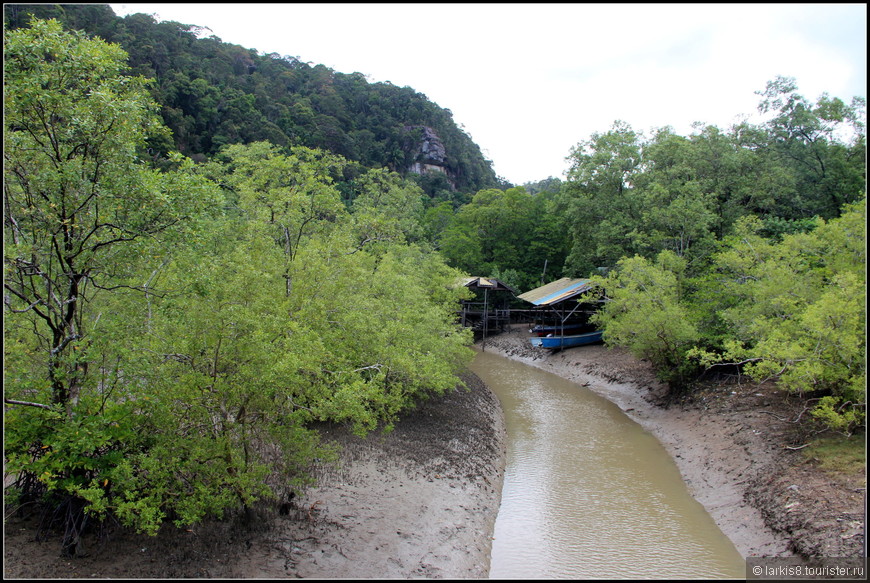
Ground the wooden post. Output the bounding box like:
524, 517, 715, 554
482, 287, 489, 350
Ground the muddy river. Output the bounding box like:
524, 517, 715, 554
470, 349, 746, 579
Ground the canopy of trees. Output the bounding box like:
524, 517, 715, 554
421, 80, 865, 432
4, 18, 472, 555
3, 4, 502, 200
3, 8, 865, 557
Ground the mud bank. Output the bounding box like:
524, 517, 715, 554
5, 326, 863, 578
3, 372, 507, 579
479, 325, 865, 560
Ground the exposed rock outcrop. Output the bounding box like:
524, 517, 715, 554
403, 125, 456, 188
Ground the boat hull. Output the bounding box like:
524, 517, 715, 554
530, 323, 586, 337
531, 330, 603, 349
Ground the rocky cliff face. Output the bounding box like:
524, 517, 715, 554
403, 125, 456, 189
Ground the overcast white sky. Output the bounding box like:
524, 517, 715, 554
109, 3, 866, 185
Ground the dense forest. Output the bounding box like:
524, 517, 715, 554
3, 6, 865, 556
3, 4, 504, 203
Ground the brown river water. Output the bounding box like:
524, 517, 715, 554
470, 349, 746, 579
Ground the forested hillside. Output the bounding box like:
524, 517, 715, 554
3, 17, 477, 556
3, 5, 865, 560
3, 3, 502, 202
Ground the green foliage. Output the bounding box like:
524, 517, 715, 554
810, 396, 864, 436
4, 18, 228, 544
128, 214, 337, 529
802, 435, 866, 479
436, 186, 568, 290
692, 199, 866, 432
592, 252, 701, 392
759, 215, 820, 240
4, 19, 475, 550
558, 83, 865, 278
4, 4, 499, 196
629, 128, 720, 261
4, 11, 866, 547
349, 168, 426, 245
4, 17, 218, 413
754, 76, 866, 219
550, 81, 864, 424
560, 121, 644, 276
522, 176, 563, 196
281, 240, 473, 433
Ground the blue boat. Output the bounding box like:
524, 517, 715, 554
529, 323, 586, 337
531, 330, 603, 349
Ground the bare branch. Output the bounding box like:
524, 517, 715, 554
704, 357, 765, 369
3, 296, 44, 314
50, 333, 81, 356
287, 396, 314, 412
758, 410, 791, 422
4, 398, 54, 411
3, 282, 54, 327
324, 364, 384, 375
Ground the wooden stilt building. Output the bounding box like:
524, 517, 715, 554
458, 277, 518, 338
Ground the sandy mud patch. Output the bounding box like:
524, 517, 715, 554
3, 372, 506, 579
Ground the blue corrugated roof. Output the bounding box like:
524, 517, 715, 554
518, 277, 592, 306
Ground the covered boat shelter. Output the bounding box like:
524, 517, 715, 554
517, 277, 600, 337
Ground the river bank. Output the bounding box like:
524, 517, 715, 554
4, 326, 863, 578
3, 371, 507, 579
480, 324, 865, 560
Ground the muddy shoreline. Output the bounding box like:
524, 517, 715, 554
3, 371, 507, 579
479, 327, 788, 558
480, 324, 865, 561
4, 325, 864, 578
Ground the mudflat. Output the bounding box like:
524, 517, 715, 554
3, 372, 506, 579
4, 325, 864, 578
